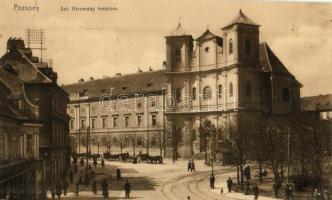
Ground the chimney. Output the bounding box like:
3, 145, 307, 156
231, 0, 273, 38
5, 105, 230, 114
149, 66, 153, 71
163, 61, 167, 68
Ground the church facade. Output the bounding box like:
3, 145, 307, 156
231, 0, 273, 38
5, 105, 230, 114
163, 10, 301, 160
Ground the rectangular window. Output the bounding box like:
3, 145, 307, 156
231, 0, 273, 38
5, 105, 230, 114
137, 100, 142, 108
102, 118, 107, 128
192, 87, 196, 100
151, 114, 157, 126
137, 116, 142, 127
81, 119, 86, 129
91, 118, 96, 129
113, 117, 117, 128
70, 120, 74, 130
125, 116, 129, 127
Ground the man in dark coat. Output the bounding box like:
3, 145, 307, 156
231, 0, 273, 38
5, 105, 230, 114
187, 160, 192, 172
92, 180, 97, 195
55, 181, 62, 200
209, 174, 215, 189
84, 172, 90, 186
253, 184, 259, 200
227, 177, 233, 192
124, 179, 131, 199
75, 182, 79, 196
62, 179, 68, 195
93, 157, 98, 168
101, 158, 105, 168
68, 170, 74, 184
102, 180, 109, 198
191, 160, 196, 172
80, 158, 84, 167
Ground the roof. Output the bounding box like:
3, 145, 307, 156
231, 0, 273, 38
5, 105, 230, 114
301, 94, 332, 112
166, 23, 193, 38
196, 30, 223, 46
0, 64, 24, 96
259, 42, 302, 86
0, 49, 52, 84
222, 10, 259, 29
62, 70, 167, 99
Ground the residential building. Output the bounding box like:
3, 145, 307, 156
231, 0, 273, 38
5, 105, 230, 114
0, 38, 70, 188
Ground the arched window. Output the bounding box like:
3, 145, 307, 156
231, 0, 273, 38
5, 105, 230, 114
192, 87, 196, 100
229, 82, 233, 97
229, 39, 233, 54
245, 38, 251, 55
245, 82, 252, 97
176, 88, 182, 102
282, 88, 290, 102
203, 86, 212, 99
218, 84, 222, 98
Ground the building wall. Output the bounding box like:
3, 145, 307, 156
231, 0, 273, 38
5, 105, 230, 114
68, 94, 165, 156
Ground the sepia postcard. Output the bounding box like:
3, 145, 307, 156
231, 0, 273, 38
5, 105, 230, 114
0, 0, 331, 199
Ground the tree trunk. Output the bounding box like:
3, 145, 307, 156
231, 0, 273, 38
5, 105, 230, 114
259, 161, 263, 183
97, 143, 100, 155
237, 162, 240, 185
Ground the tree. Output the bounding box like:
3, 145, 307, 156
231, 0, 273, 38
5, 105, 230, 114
91, 135, 102, 154
222, 116, 249, 188
290, 115, 331, 189
117, 135, 128, 154
153, 123, 168, 157
128, 131, 137, 156
101, 135, 113, 154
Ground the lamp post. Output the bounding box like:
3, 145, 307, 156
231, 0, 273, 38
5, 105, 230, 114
86, 126, 90, 169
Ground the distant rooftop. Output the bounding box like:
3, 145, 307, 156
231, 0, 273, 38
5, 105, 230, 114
301, 94, 332, 112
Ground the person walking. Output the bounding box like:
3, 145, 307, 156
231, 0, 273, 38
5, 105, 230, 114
62, 179, 68, 196
227, 177, 233, 192
80, 158, 84, 167
101, 158, 105, 168
288, 184, 294, 200
314, 188, 321, 200
253, 184, 259, 200
124, 179, 131, 199
102, 180, 109, 198
187, 160, 192, 172
93, 157, 97, 168
191, 160, 196, 172
84, 172, 90, 186
75, 182, 80, 196
51, 188, 56, 199
55, 181, 62, 200
92, 180, 97, 195
323, 190, 329, 200
73, 163, 78, 175
68, 170, 74, 184
209, 174, 215, 189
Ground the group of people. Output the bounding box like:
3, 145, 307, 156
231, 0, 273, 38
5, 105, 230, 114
314, 188, 330, 200
187, 160, 196, 172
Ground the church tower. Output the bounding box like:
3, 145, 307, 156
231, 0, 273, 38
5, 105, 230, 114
222, 10, 260, 67
165, 23, 193, 72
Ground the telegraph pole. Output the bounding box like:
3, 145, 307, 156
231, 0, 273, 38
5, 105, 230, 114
287, 127, 291, 184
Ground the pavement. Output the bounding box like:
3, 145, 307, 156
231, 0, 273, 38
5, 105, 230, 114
47, 159, 281, 200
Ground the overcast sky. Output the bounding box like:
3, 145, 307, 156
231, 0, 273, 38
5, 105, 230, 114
0, 0, 331, 97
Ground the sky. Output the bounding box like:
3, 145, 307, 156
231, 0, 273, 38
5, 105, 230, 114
0, 0, 331, 97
